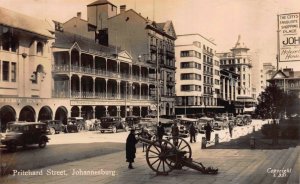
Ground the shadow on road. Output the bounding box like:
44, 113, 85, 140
207, 129, 300, 150
0, 142, 126, 176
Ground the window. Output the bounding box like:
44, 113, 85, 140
243, 74, 245, 80
181, 73, 193, 80
181, 85, 194, 91
2, 61, 9, 81
180, 51, 190, 57
37, 42, 43, 55
11, 62, 16, 82
181, 62, 193, 68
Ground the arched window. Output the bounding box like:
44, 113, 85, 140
37, 42, 44, 55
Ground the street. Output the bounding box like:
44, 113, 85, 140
1, 120, 265, 176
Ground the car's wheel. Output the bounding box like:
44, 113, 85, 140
8, 143, 17, 152
49, 128, 56, 135
112, 126, 117, 133
100, 130, 104, 133
39, 139, 47, 148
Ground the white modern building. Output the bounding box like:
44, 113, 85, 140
175, 34, 221, 115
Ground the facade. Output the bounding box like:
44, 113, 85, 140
175, 34, 221, 115
0, 7, 54, 131
268, 68, 300, 98
52, 30, 154, 121
216, 35, 255, 113
219, 69, 239, 113
262, 62, 276, 90
96, 3, 177, 116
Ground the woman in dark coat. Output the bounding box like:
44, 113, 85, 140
126, 129, 138, 169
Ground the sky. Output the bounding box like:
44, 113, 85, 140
1, 0, 299, 70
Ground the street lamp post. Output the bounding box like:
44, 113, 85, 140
156, 49, 160, 124
125, 82, 128, 118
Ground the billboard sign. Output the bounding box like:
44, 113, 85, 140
278, 13, 300, 62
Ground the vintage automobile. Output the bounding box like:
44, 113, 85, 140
235, 115, 245, 126
198, 117, 215, 133
177, 117, 199, 137
213, 117, 227, 130
67, 117, 86, 132
99, 116, 128, 133
136, 119, 157, 139
125, 116, 141, 129
1, 122, 50, 152
243, 114, 252, 125
42, 120, 64, 135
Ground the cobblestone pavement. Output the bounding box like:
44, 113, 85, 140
1, 120, 299, 184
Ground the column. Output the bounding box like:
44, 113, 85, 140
79, 75, 82, 98
222, 77, 226, 99
92, 106, 96, 119
231, 79, 234, 102
227, 77, 230, 101
129, 106, 133, 116
139, 106, 142, 117
105, 79, 108, 99
139, 83, 141, 100
105, 106, 108, 116
117, 106, 121, 117
78, 106, 82, 117
129, 82, 133, 99
139, 66, 142, 81
93, 77, 96, 98
117, 80, 120, 99
147, 84, 150, 100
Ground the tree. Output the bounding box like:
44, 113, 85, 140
255, 84, 286, 119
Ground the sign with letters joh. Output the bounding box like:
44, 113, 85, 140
278, 12, 300, 62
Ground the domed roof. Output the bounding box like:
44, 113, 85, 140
231, 35, 249, 51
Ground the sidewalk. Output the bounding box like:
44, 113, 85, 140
1, 121, 299, 184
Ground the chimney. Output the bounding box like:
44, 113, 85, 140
120, 5, 126, 14
77, 12, 82, 19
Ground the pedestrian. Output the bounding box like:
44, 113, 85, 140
271, 119, 279, 145
126, 129, 138, 169
189, 122, 196, 143
228, 121, 233, 138
171, 122, 180, 146
156, 122, 165, 143
204, 122, 213, 142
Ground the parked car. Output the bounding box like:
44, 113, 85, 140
125, 116, 141, 129
1, 122, 50, 152
213, 117, 227, 130
198, 117, 215, 133
235, 115, 245, 126
42, 120, 64, 135
67, 117, 86, 132
99, 116, 128, 133
243, 114, 252, 125
136, 119, 157, 139
177, 117, 199, 137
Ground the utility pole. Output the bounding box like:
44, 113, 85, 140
125, 82, 127, 118
156, 45, 160, 124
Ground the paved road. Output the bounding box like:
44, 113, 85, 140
2, 119, 298, 184
0, 120, 265, 176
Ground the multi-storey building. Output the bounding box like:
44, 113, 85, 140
175, 34, 221, 115
51, 6, 156, 121
268, 68, 300, 98
85, 1, 177, 116
262, 62, 276, 89
217, 35, 255, 113
0, 7, 54, 131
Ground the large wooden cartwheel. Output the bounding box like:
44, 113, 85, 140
146, 139, 178, 175
168, 137, 192, 158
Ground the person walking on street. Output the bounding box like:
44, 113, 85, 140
171, 122, 180, 146
157, 122, 165, 143
204, 122, 213, 142
228, 121, 233, 138
189, 122, 196, 143
126, 129, 138, 169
